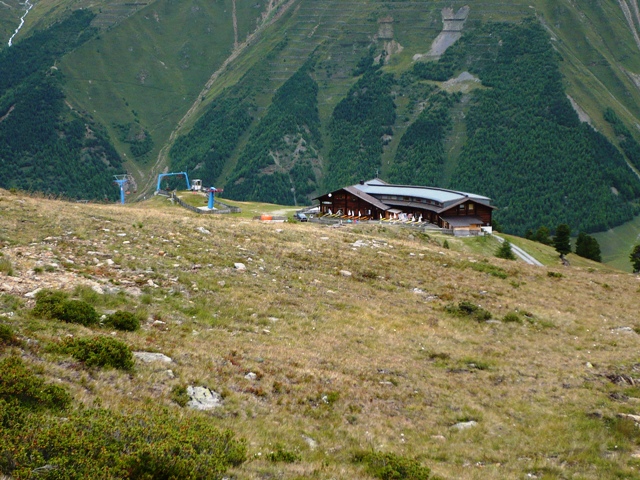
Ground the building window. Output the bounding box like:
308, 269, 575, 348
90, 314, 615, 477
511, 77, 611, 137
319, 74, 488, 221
459, 204, 465, 211
468, 203, 474, 213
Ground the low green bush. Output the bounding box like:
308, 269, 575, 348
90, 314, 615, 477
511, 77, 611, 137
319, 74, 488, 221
469, 262, 508, 279
32, 289, 68, 319
267, 444, 301, 463
54, 300, 99, 326
0, 356, 71, 411
502, 311, 523, 323
170, 385, 189, 407
104, 310, 140, 331
0, 324, 20, 348
0, 406, 246, 479
352, 451, 431, 480
60, 336, 134, 371
445, 301, 492, 322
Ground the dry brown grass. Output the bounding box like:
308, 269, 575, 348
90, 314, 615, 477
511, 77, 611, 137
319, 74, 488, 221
1, 189, 640, 479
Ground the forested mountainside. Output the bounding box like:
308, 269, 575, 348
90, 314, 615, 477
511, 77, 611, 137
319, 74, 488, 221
4, 1, 640, 232
0, 11, 121, 201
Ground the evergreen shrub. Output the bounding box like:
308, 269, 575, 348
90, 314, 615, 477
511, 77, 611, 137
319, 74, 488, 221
60, 336, 134, 371
352, 451, 431, 480
446, 301, 492, 321
32, 289, 68, 318
104, 310, 140, 331
0, 406, 246, 479
267, 444, 301, 463
0, 324, 20, 348
54, 300, 99, 326
0, 356, 71, 411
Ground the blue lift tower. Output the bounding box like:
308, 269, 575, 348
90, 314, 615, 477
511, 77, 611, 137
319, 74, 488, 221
156, 172, 191, 192
113, 174, 136, 205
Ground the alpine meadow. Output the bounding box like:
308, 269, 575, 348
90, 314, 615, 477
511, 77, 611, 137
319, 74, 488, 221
3, 1, 640, 479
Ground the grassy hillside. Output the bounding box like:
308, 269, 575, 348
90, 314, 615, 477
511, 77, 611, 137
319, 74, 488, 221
1, 190, 640, 479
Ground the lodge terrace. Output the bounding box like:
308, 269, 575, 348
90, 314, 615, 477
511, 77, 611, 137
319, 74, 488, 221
314, 179, 495, 236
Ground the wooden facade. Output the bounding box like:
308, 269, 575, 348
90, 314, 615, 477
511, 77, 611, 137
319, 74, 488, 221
315, 180, 495, 234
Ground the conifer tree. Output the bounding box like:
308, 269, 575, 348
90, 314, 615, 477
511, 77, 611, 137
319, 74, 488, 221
534, 226, 552, 245
575, 232, 601, 262
553, 224, 572, 258
630, 244, 640, 273
496, 240, 516, 260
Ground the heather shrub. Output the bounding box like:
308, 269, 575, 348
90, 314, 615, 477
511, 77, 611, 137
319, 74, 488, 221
32, 289, 68, 319
267, 443, 300, 463
445, 301, 492, 321
60, 336, 134, 371
170, 385, 189, 407
54, 299, 99, 326
104, 310, 140, 332
352, 451, 431, 480
503, 311, 523, 323
0, 356, 71, 411
0, 324, 20, 348
0, 406, 246, 479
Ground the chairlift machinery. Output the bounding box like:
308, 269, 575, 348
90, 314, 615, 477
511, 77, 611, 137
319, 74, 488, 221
113, 174, 137, 205
156, 172, 191, 192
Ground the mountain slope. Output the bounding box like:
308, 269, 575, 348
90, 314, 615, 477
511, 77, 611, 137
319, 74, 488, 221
4, 1, 640, 234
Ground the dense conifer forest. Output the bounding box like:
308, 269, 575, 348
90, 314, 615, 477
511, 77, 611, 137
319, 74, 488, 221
388, 90, 455, 186
224, 61, 322, 205
413, 20, 639, 235
324, 59, 396, 192
169, 95, 253, 189
0, 11, 122, 201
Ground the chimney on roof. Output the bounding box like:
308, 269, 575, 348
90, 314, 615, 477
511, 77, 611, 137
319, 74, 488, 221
359, 180, 365, 185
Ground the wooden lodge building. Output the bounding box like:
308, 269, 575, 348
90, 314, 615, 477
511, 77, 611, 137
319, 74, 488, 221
315, 179, 495, 235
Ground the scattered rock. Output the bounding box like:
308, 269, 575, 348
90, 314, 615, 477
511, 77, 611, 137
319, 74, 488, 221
165, 369, 175, 379
91, 285, 105, 295
340, 270, 352, 277
606, 373, 635, 386
133, 352, 173, 363
196, 227, 211, 235
612, 326, 635, 334
186, 386, 223, 410
24, 288, 42, 298
618, 413, 640, 424
125, 287, 143, 297
244, 372, 257, 380
451, 421, 478, 430
431, 434, 446, 441
302, 435, 318, 449
234, 263, 246, 271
